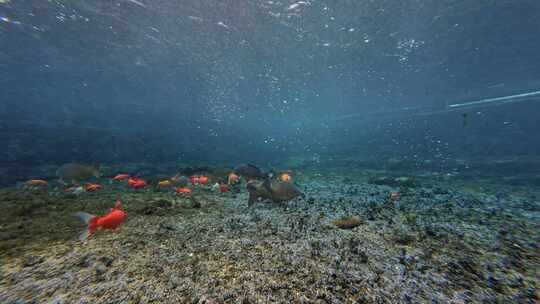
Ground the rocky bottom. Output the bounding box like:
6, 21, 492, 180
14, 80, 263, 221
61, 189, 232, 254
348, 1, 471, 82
0, 172, 539, 303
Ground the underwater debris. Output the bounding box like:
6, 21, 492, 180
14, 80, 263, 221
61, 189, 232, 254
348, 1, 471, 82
332, 216, 362, 229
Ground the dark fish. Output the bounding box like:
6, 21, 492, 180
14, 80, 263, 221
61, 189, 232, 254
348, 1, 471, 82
246, 179, 304, 206
57, 163, 100, 184
233, 164, 268, 180
462, 113, 468, 127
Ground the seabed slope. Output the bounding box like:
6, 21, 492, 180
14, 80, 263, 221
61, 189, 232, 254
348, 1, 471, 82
0, 169, 539, 303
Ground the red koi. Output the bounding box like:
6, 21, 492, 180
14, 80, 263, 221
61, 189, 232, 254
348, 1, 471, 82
128, 177, 147, 189
84, 183, 103, 192
74, 199, 127, 241
112, 174, 130, 180
175, 187, 192, 194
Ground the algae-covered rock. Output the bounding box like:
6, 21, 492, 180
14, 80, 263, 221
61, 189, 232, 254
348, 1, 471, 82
132, 198, 173, 215
332, 216, 362, 229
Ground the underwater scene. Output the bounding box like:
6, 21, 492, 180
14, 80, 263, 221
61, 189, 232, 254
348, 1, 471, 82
1, 0, 540, 303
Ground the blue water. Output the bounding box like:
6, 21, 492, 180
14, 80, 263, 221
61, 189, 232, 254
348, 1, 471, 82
1, 0, 540, 171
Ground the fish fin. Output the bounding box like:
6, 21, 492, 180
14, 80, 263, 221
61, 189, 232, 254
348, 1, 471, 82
248, 191, 258, 207
262, 178, 272, 193
114, 198, 122, 210
73, 212, 95, 225
246, 182, 257, 206
78, 229, 90, 241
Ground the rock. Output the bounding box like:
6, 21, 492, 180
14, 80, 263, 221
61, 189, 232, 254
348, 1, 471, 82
332, 216, 362, 229
23, 255, 44, 267
77, 253, 96, 268
95, 264, 107, 276
99, 256, 114, 267
134, 198, 173, 215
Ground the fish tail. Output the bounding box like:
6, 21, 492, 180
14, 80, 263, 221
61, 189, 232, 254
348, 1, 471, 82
248, 191, 257, 207
78, 229, 90, 241
246, 182, 257, 206
73, 212, 97, 241
73, 212, 94, 224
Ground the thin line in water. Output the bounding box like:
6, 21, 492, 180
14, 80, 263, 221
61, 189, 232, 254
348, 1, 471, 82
447, 90, 540, 108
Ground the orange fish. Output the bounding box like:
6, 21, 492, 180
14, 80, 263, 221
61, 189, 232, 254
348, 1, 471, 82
84, 183, 103, 192
158, 180, 172, 187
175, 187, 192, 194
280, 173, 292, 182
197, 176, 209, 185
25, 179, 48, 187
227, 172, 239, 185
74, 199, 127, 241
128, 177, 147, 189
65, 186, 84, 194
112, 174, 130, 180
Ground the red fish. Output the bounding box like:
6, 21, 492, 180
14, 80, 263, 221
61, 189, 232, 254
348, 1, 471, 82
128, 177, 147, 189
197, 176, 209, 185
74, 199, 127, 241
219, 183, 228, 193
84, 183, 103, 192
112, 174, 130, 180
25, 179, 48, 187
190, 176, 199, 185
175, 187, 192, 194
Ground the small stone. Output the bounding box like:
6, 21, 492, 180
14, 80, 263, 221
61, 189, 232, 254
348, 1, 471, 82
99, 256, 114, 267
332, 216, 362, 229
23, 255, 44, 267
95, 264, 107, 276
77, 253, 95, 268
